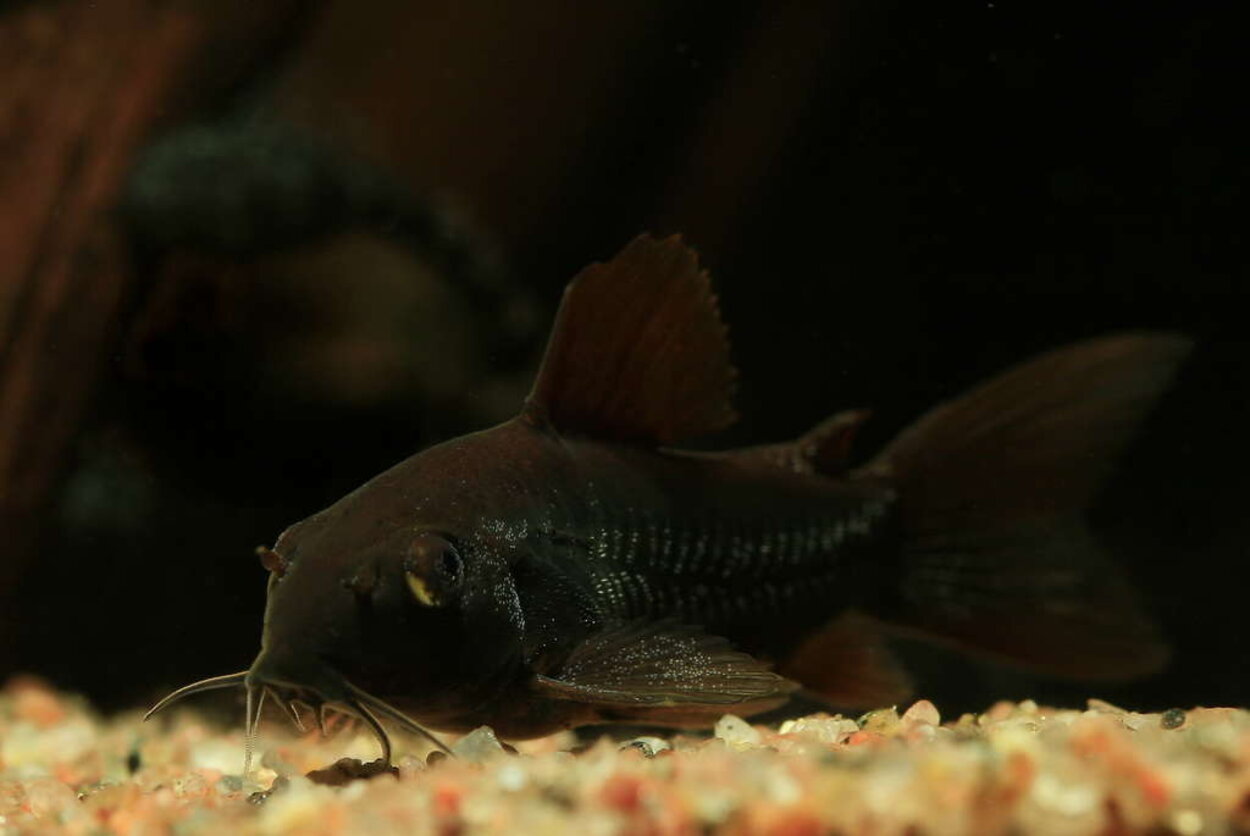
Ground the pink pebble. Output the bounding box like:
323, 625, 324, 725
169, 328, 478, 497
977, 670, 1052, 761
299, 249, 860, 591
902, 700, 941, 726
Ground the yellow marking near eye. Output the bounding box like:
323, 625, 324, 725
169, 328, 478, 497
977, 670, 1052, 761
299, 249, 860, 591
406, 572, 440, 606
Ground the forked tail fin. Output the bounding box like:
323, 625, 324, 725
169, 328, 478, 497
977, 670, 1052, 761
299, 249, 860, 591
857, 334, 1191, 680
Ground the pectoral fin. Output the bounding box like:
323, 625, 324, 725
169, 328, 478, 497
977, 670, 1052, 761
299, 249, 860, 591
532, 621, 796, 719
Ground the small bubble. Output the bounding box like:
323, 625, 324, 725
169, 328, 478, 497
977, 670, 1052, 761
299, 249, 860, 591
1160, 708, 1187, 730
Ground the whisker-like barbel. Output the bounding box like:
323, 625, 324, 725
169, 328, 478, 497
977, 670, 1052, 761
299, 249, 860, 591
345, 698, 392, 764
243, 684, 267, 776
343, 681, 454, 755
143, 671, 249, 721
275, 693, 306, 732
140, 666, 452, 770
316, 703, 331, 737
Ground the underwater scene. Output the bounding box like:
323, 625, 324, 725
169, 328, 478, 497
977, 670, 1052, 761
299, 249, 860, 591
1, 0, 1246, 833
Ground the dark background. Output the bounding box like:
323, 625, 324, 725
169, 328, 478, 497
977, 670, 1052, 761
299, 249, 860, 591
1, 0, 1245, 718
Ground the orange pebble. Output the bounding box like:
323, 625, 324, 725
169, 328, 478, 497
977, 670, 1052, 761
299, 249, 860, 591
599, 773, 645, 812
13, 684, 67, 728
736, 804, 826, 836
432, 781, 462, 818
845, 731, 884, 747
768, 809, 826, 836
1135, 767, 1171, 810
52, 764, 82, 785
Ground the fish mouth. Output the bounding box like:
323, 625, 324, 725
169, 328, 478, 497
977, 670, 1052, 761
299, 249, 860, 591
143, 665, 453, 772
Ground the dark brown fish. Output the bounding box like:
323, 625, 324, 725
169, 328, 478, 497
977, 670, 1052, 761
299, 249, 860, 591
147, 235, 1190, 764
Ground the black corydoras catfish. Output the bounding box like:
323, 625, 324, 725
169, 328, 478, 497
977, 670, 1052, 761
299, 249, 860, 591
148, 235, 1190, 763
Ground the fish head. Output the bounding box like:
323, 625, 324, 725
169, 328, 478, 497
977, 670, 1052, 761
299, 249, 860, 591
249, 482, 527, 726
145, 437, 530, 760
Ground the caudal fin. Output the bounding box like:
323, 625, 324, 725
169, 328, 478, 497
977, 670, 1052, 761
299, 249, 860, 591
858, 333, 1191, 680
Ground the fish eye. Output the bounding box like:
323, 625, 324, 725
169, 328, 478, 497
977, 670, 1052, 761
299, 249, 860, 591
439, 547, 463, 582
404, 533, 462, 607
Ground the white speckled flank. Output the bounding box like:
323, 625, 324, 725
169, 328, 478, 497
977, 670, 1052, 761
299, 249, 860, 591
572, 490, 894, 628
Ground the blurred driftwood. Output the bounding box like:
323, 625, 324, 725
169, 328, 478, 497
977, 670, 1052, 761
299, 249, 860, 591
0, 0, 310, 672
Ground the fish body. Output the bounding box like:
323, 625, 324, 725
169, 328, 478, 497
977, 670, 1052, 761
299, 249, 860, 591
261, 418, 894, 736
149, 235, 1191, 757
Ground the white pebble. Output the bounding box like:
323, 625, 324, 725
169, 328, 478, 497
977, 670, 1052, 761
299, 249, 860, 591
619, 737, 671, 757
496, 762, 527, 791
715, 715, 762, 749
452, 726, 506, 762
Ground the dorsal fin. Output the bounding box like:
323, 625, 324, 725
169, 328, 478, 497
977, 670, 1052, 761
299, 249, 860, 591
523, 234, 737, 445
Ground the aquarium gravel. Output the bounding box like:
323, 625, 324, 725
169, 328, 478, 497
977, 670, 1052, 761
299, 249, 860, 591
2, 676, 1249, 835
